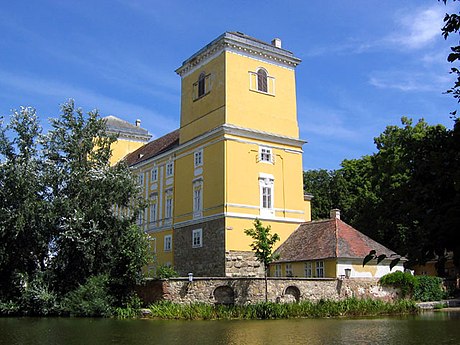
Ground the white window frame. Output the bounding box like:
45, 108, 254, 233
249, 68, 276, 95
138, 173, 144, 186
304, 262, 313, 278
259, 174, 274, 217
193, 179, 203, 218
166, 162, 174, 177
164, 235, 172, 252
259, 146, 273, 163
274, 264, 281, 277
165, 189, 173, 222
137, 210, 144, 226
194, 149, 203, 168
151, 167, 158, 182
285, 263, 293, 277
316, 261, 324, 278
192, 228, 203, 248
150, 195, 158, 224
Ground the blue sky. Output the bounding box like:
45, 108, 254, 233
0, 0, 458, 170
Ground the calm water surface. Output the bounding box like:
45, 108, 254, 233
1, 310, 460, 345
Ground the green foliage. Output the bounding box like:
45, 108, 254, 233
244, 219, 280, 302
379, 271, 418, 298
305, 118, 460, 274
244, 219, 280, 269
413, 275, 446, 302
156, 265, 179, 279
440, 0, 460, 113
0, 101, 150, 315
61, 275, 114, 317
114, 293, 143, 318
20, 274, 59, 316
147, 298, 418, 320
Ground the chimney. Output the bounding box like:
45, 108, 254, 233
330, 209, 341, 220
271, 38, 282, 48
135, 119, 141, 127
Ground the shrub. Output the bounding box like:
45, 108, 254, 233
114, 293, 143, 318
61, 274, 114, 317
20, 274, 59, 316
156, 265, 178, 279
0, 300, 20, 315
413, 275, 446, 302
379, 271, 418, 298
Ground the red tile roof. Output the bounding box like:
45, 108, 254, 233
123, 129, 180, 166
274, 218, 398, 263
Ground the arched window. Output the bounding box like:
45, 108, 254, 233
257, 68, 268, 92
198, 72, 206, 97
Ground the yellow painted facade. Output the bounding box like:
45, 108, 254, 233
111, 32, 310, 276
269, 260, 337, 278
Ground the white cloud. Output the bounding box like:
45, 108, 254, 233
386, 6, 445, 50
368, 70, 450, 92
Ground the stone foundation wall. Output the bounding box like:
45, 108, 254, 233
225, 251, 265, 277
174, 218, 226, 277
136, 277, 399, 305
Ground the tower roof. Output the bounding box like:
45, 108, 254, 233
104, 115, 152, 142
176, 31, 301, 77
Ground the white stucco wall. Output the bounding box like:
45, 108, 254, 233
337, 258, 405, 278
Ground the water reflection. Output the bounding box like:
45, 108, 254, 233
1, 310, 460, 345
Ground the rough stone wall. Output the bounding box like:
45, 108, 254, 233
225, 251, 265, 277
174, 218, 226, 277
137, 277, 399, 305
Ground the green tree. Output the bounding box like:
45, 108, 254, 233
244, 219, 280, 302
43, 100, 148, 301
0, 107, 51, 301
0, 100, 150, 313
441, 0, 460, 112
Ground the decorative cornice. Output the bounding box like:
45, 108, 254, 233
175, 32, 301, 77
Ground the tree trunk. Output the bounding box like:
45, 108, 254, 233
264, 266, 268, 303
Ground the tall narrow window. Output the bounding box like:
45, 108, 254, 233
193, 179, 203, 218
198, 72, 206, 97
194, 150, 203, 167
285, 263, 293, 277
165, 189, 173, 222
164, 235, 172, 252
151, 167, 158, 182
274, 264, 281, 277
257, 68, 268, 92
259, 175, 274, 216
166, 162, 174, 177
150, 194, 158, 224
316, 261, 324, 278
305, 262, 313, 278
262, 186, 272, 209
138, 173, 144, 186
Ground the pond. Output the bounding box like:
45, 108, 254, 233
1, 309, 460, 345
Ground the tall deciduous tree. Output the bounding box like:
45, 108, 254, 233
0, 107, 51, 300
0, 100, 149, 310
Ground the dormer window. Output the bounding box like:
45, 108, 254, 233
257, 68, 268, 92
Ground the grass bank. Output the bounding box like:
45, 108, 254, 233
145, 298, 418, 320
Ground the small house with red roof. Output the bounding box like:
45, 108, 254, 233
269, 209, 405, 278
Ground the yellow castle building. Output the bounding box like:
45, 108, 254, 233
107, 32, 311, 277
